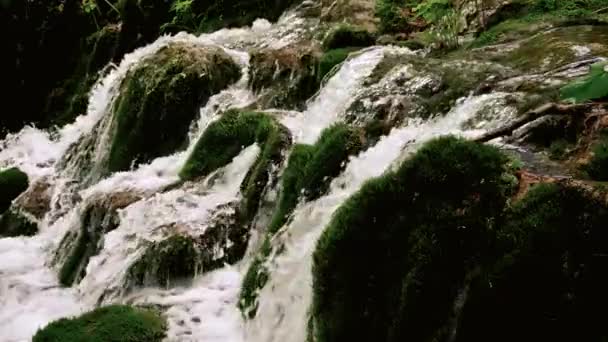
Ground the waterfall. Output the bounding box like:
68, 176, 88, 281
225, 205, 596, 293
0, 7, 519, 342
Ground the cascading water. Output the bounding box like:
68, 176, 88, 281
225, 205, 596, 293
0, 6, 519, 342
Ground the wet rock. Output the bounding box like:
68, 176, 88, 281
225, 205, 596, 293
0, 167, 29, 214
14, 177, 52, 219
57, 191, 143, 286
249, 46, 320, 110
0, 209, 38, 238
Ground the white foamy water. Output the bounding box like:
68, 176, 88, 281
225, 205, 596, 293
281, 46, 398, 144
0, 5, 519, 341
246, 92, 516, 342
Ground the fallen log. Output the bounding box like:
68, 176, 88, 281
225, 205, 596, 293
474, 103, 595, 143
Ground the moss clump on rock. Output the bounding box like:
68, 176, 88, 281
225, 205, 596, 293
180, 110, 283, 181
0, 167, 29, 213
127, 235, 201, 288
239, 124, 364, 318
456, 183, 608, 342
311, 136, 514, 342
322, 24, 375, 50
59, 192, 141, 287
249, 48, 320, 110
0, 209, 38, 238
316, 48, 358, 83
107, 43, 240, 173
33, 305, 166, 342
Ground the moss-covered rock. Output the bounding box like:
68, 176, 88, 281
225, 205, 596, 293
58, 192, 142, 287
322, 24, 376, 50
311, 136, 514, 342
316, 48, 359, 83
127, 234, 201, 288
33, 304, 166, 342
0, 209, 38, 238
107, 42, 240, 173
456, 182, 608, 342
249, 47, 320, 110
180, 110, 283, 181
0, 167, 29, 214
239, 124, 364, 318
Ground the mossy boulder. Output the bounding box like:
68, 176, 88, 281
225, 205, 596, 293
0, 167, 29, 214
316, 48, 359, 83
127, 234, 202, 288
475, 25, 608, 74
249, 48, 320, 110
58, 192, 142, 287
311, 136, 514, 342
0, 209, 38, 238
456, 183, 608, 342
33, 305, 166, 342
107, 42, 241, 173
180, 110, 286, 181
239, 123, 364, 318
322, 24, 376, 50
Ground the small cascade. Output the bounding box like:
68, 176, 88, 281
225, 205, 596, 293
0, 4, 529, 341
281, 46, 398, 144
246, 92, 517, 342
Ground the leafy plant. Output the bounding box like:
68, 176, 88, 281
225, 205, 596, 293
414, 0, 452, 23
561, 62, 608, 103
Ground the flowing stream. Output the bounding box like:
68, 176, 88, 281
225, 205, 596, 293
0, 8, 517, 342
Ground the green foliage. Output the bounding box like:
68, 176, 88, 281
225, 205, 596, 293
33, 305, 166, 342
0, 167, 29, 213
414, 0, 451, 23
195, 0, 301, 32
322, 24, 375, 50
561, 62, 608, 103
108, 44, 240, 173
421, 8, 462, 49
317, 48, 357, 83
180, 110, 278, 181
128, 235, 200, 288
376, 0, 417, 33
239, 124, 364, 318
584, 133, 608, 181
311, 136, 513, 342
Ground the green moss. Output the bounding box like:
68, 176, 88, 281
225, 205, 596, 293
33, 305, 166, 342
180, 110, 279, 181
584, 133, 608, 181
322, 24, 375, 50
240, 123, 291, 221
59, 230, 89, 287
0, 209, 38, 238
128, 235, 200, 288
239, 124, 365, 318
456, 183, 608, 341
0, 167, 29, 213
311, 136, 513, 342
317, 48, 358, 83
108, 43, 240, 173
